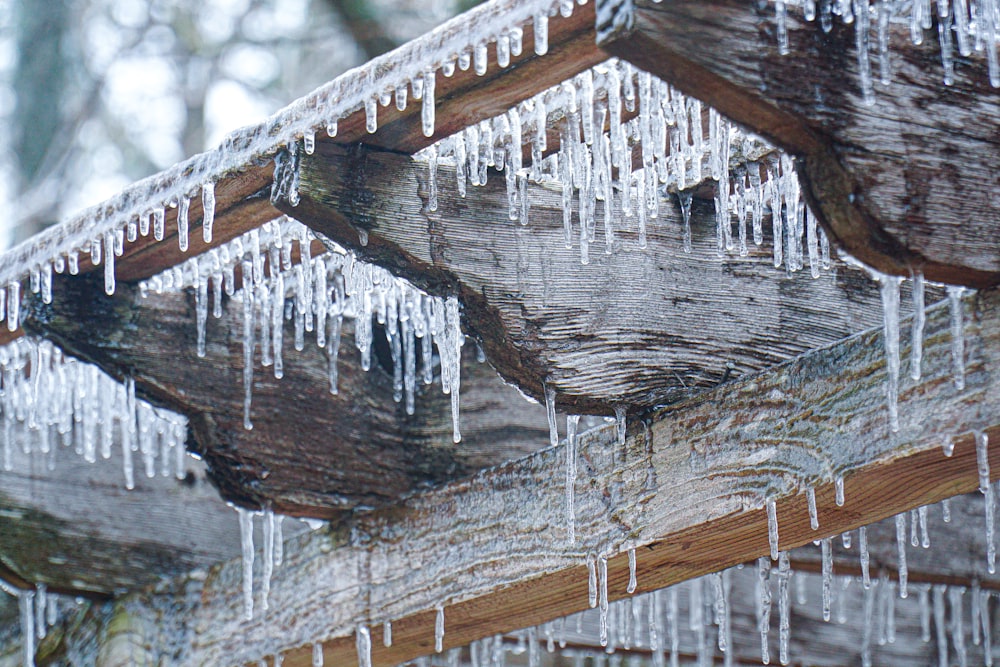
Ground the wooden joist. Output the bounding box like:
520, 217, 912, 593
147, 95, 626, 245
48, 287, 998, 666
596, 0, 1000, 288
21, 275, 549, 517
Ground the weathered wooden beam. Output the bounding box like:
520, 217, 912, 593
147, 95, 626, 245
0, 430, 249, 597
596, 0, 1000, 289
20, 275, 549, 516
60, 287, 1000, 666
282, 142, 894, 413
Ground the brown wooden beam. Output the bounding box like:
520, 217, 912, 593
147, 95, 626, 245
63, 286, 1000, 666
21, 275, 549, 517
596, 0, 1000, 289
282, 142, 895, 413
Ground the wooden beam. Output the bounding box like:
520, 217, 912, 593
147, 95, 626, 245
57, 287, 1000, 666
282, 142, 895, 413
0, 441, 243, 597
596, 0, 1000, 289
21, 275, 549, 517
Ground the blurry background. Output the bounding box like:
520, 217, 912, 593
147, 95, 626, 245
0, 0, 473, 248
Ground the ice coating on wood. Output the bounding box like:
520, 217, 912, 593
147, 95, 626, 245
767, 498, 779, 560
0, 337, 187, 485
806, 486, 818, 530
140, 217, 466, 439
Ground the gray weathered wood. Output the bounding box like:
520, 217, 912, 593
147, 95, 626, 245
597, 0, 1000, 288
282, 142, 896, 413
39, 287, 998, 666
20, 275, 549, 516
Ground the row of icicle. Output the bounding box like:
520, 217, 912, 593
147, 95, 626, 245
416, 57, 833, 274
0, 337, 188, 490
336, 491, 995, 667
140, 217, 466, 444
772, 0, 1000, 101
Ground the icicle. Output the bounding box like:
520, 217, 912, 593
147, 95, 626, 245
7, 282, 20, 332
19, 590, 34, 667
365, 98, 378, 133
34, 584, 45, 641
422, 69, 436, 137
933, 585, 948, 667
879, 273, 902, 432
855, 0, 875, 104
977, 431, 997, 573
860, 525, 871, 588
776, 1, 790, 54
767, 498, 779, 560
103, 231, 116, 295
821, 537, 833, 621
435, 605, 445, 653
982, 590, 993, 665
943, 497, 952, 522
973, 580, 982, 646
835, 476, 845, 506
239, 508, 254, 621
178, 196, 190, 252
262, 507, 274, 611
843, 531, 853, 549
909, 272, 925, 380
566, 414, 578, 545
534, 12, 549, 55
196, 268, 208, 358
777, 552, 790, 665
544, 382, 558, 447
202, 182, 216, 243
356, 625, 372, 667
312, 643, 324, 667
599, 554, 609, 646
757, 557, 771, 665
627, 547, 637, 594
895, 513, 908, 598
919, 505, 930, 548
242, 261, 255, 431
948, 286, 965, 390
950, 587, 968, 667
587, 552, 598, 608
807, 487, 819, 530
678, 190, 693, 253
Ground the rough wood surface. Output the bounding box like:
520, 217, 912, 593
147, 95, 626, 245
20, 275, 549, 517
49, 287, 999, 666
597, 0, 1000, 288
0, 440, 242, 596
282, 142, 896, 413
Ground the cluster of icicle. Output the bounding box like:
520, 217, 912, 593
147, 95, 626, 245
139, 217, 465, 443
870, 268, 969, 434
0, 579, 63, 667
416, 57, 832, 275
0, 337, 188, 490
771, 0, 1000, 102
0, 0, 574, 330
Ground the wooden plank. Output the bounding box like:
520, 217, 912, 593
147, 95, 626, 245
596, 0, 1000, 288
58, 286, 1000, 666
282, 142, 895, 413
21, 275, 549, 517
